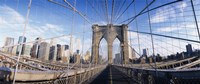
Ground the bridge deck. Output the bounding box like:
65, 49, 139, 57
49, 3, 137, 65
91, 65, 137, 84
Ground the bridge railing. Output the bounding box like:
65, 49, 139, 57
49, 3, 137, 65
0, 64, 106, 84
0, 53, 46, 71
1, 51, 98, 71
120, 56, 199, 69
0, 51, 107, 84
113, 65, 200, 84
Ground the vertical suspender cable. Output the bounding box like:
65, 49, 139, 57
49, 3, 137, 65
68, 0, 76, 83
126, 1, 133, 64
69, 0, 76, 60
129, 31, 133, 64
133, 2, 141, 56
111, 0, 115, 24
13, 0, 32, 84
80, 0, 87, 83
81, 0, 87, 82
181, 1, 189, 45
145, 0, 158, 78
105, 0, 109, 24
190, 0, 200, 41
100, 0, 107, 23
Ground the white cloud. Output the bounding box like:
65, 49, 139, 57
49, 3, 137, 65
150, 1, 188, 24
45, 23, 57, 29
0, 5, 25, 24
0, 5, 65, 47
155, 22, 198, 33
93, 21, 107, 25
156, 26, 181, 32
150, 6, 176, 23
127, 31, 138, 38
177, 2, 187, 12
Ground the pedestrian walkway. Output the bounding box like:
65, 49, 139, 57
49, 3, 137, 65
91, 65, 137, 84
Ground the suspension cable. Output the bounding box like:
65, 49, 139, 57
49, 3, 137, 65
100, 0, 107, 23
115, 0, 135, 23
114, 0, 126, 21
48, 0, 71, 9
133, 1, 141, 56
128, 30, 200, 43
80, 0, 87, 83
48, 0, 92, 24
145, 0, 157, 77
13, 0, 32, 84
111, 0, 115, 24
105, 0, 109, 24
119, 0, 182, 24
190, 0, 200, 41
86, 0, 104, 23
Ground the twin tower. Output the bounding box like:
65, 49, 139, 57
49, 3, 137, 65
91, 24, 129, 64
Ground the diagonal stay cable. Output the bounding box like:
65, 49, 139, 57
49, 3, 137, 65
128, 30, 200, 43
48, 0, 92, 24
63, 0, 92, 24
119, 0, 182, 24
48, 0, 71, 9
86, 0, 105, 23
111, 0, 115, 24
114, 0, 126, 21
13, 0, 32, 83
105, 0, 109, 24
115, 0, 135, 23
126, 0, 155, 25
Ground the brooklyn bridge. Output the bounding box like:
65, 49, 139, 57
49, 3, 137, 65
0, 0, 200, 84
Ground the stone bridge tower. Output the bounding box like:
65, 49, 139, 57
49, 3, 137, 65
91, 24, 129, 64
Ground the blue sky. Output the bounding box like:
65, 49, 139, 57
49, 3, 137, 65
0, 0, 200, 58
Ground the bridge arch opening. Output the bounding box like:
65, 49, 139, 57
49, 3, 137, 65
99, 38, 108, 64
91, 24, 129, 64
113, 38, 122, 64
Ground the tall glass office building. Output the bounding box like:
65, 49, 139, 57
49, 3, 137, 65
16, 36, 26, 55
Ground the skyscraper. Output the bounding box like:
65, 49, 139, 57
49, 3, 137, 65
56, 44, 62, 61
31, 37, 42, 58
75, 38, 81, 55
38, 42, 50, 61
16, 36, 26, 55
76, 50, 80, 54
65, 45, 69, 50
4, 37, 14, 54
11, 46, 17, 55
186, 44, 192, 56
132, 50, 136, 59
62, 45, 70, 63
129, 45, 136, 60
23, 44, 32, 57
49, 45, 57, 61
60, 45, 65, 62
84, 51, 90, 63
74, 54, 80, 64
115, 53, 122, 64
49, 38, 57, 61
143, 48, 148, 56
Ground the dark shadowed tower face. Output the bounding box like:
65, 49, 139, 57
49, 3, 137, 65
91, 24, 129, 64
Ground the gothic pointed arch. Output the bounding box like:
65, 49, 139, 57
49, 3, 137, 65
91, 24, 129, 64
